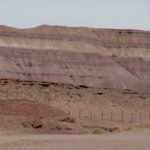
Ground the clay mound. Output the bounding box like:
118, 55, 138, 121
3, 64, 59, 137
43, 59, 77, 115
0, 99, 65, 117
0, 100, 84, 134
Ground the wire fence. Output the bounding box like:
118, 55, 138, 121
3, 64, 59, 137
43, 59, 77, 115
0, 85, 150, 123
67, 109, 150, 123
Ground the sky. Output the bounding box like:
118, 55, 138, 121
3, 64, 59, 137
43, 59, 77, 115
0, 0, 150, 30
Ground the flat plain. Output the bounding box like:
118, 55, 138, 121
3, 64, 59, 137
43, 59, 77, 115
0, 129, 150, 150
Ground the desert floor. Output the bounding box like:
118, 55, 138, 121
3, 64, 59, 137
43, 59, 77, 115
0, 129, 150, 150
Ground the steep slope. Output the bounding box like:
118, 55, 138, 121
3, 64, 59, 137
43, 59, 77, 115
0, 25, 150, 92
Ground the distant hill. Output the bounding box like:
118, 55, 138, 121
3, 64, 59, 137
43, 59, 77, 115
0, 25, 150, 92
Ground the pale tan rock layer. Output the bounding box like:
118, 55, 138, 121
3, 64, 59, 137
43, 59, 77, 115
0, 25, 150, 59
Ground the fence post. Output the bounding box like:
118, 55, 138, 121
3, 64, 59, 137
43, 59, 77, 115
90, 111, 93, 120
121, 111, 124, 122
7, 87, 8, 100
131, 112, 134, 122
101, 111, 104, 120
149, 111, 150, 121
140, 111, 142, 122
110, 111, 113, 121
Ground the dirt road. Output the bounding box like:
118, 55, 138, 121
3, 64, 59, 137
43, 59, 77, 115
0, 129, 150, 150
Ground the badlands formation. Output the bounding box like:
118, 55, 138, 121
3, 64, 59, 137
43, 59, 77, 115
0, 25, 150, 134
0, 25, 150, 91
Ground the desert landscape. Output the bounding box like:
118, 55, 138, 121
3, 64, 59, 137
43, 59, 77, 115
0, 25, 150, 150
0, 130, 150, 150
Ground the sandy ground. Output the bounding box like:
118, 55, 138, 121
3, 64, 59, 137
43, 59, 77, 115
0, 129, 150, 150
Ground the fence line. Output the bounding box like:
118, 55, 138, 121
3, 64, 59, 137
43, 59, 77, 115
67, 109, 150, 123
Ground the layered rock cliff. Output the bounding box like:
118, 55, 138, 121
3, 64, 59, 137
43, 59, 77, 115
0, 25, 150, 92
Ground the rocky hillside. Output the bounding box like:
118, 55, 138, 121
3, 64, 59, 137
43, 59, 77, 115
0, 25, 150, 92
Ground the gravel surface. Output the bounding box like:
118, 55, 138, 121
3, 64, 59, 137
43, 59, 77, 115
0, 129, 150, 150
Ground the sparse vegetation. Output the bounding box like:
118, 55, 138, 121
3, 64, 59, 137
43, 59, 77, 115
142, 123, 150, 128
2, 131, 16, 136
92, 128, 105, 134
126, 125, 136, 131
112, 126, 123, 132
